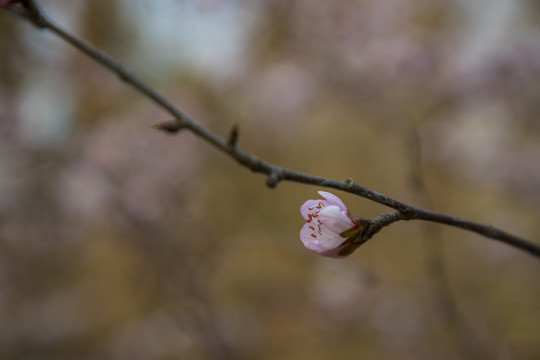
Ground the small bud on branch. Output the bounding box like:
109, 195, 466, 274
227, 123, 240, 148
344, 177, 355, 189
266, 170, 282, 188
152, 120, 186, 134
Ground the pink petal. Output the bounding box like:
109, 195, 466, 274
317, 233, 347, 250
299, 223, 325, 251
300, 199, 326, 220
300, 222, 346, 251
318, 205, 355, 234
318, 191, 347, 211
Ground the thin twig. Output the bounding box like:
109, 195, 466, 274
4, 0, 540, 258
409, 126, 485, 358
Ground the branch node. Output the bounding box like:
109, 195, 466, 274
227, 123, 240, 148
486, 224, 499, 237
344, 177, 355, 188
266, 170, 283, 189
152, 120, 187, 134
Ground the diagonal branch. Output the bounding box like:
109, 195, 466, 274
4, 0, 540, 258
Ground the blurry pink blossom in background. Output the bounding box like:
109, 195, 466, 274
300, 191, 361, 258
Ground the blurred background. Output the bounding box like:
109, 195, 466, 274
1, 0, 540, 359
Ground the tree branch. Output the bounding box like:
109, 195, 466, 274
4, 0, 540, 258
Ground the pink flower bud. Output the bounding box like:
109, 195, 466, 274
300, 191, 361, 258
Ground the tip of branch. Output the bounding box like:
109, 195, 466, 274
152, 120, 186, 134
227, 123, 240, 148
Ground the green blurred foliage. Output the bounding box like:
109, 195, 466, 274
0, 0, 540, 359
